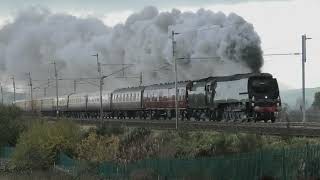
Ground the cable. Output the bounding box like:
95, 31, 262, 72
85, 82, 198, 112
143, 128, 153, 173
263, 53, 301, 56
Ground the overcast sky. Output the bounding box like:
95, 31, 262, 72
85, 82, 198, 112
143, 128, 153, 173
0, 0, 319, 89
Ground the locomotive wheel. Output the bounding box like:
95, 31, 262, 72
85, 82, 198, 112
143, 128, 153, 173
222, 112, 228, 122
185, 111, 191, 121
271, 112, 276, 123
209, 111, 215, 121
196, 111, 201, 121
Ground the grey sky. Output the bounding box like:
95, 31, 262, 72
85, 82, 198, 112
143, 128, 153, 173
0, 0, 289, 15
0, 0, 318, 90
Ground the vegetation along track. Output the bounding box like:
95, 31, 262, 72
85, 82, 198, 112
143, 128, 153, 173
43, 116, 320, 137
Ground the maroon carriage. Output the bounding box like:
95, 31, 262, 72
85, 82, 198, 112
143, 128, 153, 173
142, 81, 191, 119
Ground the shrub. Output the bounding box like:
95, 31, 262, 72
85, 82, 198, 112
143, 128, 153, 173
11, 120, 81, 170
117, 128, 159, 163
76, 132, 119, 163
95, 124, 125, 137
0, 105, 23, 146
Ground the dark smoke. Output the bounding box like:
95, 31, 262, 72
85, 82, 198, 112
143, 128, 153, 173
0, 6, 263, 95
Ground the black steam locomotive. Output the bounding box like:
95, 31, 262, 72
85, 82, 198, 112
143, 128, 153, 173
15, 73, 281, 122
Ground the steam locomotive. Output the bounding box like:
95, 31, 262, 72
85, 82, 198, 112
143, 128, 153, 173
15, 73, 281, 122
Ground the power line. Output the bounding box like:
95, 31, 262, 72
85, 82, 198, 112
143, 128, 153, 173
172, 25, 220, 35
101, 63, 135, 66
77, 79, 99, 87
263, 53, 301, 56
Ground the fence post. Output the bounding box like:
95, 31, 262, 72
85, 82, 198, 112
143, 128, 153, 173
259, 149, 262, 178
305, 143, 309, 178
282, 147, 286, 180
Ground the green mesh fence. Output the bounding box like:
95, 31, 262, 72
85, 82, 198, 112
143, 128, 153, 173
0, 146, 14, 159
56, 145, 320, 179
56, 152, 83, 176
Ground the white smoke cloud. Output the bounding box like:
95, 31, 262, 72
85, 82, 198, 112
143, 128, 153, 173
0, 6, 263, 95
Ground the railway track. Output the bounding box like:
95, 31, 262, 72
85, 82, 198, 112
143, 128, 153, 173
43, 116, 320, 137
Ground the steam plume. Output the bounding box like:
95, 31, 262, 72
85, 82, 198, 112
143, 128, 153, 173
0, 6, 263, 95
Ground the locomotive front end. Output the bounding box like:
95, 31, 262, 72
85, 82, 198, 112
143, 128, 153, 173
248, 74, 281, 122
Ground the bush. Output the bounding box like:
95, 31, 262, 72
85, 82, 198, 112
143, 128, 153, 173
11, 120, 81, 170
95, 124, 125, 137
117, 128, 159, 163
76, 132, 119, 163
0, 105, 23, 146
157, 132, 271, 158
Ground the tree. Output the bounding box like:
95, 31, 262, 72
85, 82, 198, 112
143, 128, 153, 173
312, 92, 320, 109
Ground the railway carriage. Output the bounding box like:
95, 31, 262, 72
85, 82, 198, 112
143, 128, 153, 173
143, 82, 189, 119
40, 97, 55, 116
87, 91, 112, 118
33, 99, 42, 113
87, 91, 112, 111
66, 93, 87, 118
111, 87, 144, 119
58, 96, 68, 115
14, 100, 27, 111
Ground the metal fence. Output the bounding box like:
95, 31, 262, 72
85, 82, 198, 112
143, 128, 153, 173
0, 146, 14, 160
1, 145, 320, 179
55, 144, 320, 180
